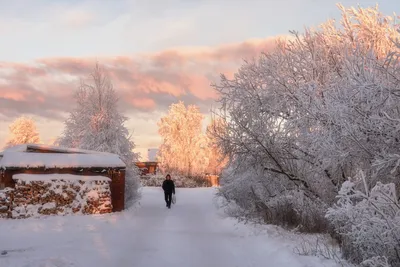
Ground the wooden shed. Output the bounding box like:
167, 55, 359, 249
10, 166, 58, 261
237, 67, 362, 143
0, 144, 126, 212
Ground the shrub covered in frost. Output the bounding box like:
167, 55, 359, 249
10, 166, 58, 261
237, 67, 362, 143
326, 172, 400, 266
125, 166, 142, 207
217, 163, 329, 233
141, 174, 212, 188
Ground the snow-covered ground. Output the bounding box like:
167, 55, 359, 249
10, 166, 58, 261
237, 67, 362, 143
0, 187, 340, 267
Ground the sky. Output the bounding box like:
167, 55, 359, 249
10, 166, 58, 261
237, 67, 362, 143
0, 0, 398, 160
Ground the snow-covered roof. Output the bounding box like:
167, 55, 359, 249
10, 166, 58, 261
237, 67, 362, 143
13, 173, 111, 182
0, 144, 125, 169
1, 144, 113, 155
0, 152, 125, 169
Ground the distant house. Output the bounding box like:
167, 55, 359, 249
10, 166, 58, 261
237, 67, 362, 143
0, 144, 126, 213
135, 161, 158, 176
135, 148, 159, 176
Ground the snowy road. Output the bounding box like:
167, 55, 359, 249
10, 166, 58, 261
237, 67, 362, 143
0, 187, 338, 267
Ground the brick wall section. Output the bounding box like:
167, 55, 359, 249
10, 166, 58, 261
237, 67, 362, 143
0, 178, 113, 219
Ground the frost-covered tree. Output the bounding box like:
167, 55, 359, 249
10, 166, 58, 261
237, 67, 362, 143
157, 101, 208, 177
5, 116, 40, 148
212, 3, 400, 238
205, 117, 228, 175
57, 63, 141, 206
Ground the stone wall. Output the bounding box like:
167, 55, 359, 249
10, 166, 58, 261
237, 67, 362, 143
0, 175, 113, 219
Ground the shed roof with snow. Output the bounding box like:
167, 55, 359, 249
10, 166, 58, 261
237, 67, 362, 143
0, 144, 126, 169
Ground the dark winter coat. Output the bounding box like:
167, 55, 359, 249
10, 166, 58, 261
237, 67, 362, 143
162, 179, 175, 194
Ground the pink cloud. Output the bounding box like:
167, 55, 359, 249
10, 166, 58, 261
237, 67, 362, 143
129, 97, 156, 110
0, 85, 45, 102
0, 35, 286, 119
1, 91, 27, 101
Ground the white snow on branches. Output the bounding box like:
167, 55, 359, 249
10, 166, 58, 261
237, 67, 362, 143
212, 4, 400, 266
57, 63, 141, 207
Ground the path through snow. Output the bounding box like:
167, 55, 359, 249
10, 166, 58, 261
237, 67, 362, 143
0, 187, 339, 267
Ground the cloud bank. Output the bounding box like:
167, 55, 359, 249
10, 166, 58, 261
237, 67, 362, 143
0, 36, 283, 120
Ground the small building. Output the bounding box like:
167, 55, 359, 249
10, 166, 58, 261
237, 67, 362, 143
135, 161, 158, 176
0, 144, 126, 213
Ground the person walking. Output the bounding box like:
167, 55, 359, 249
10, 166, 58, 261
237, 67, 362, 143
162, 174, 175, 209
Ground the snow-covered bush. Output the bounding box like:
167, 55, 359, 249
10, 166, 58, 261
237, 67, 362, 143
125, 166, 142, 207
141, 174, 212, 188
140, 174, 164, 187
360, 257, 391, 267
326, 171, 400, 266
217, 163, 328, 232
